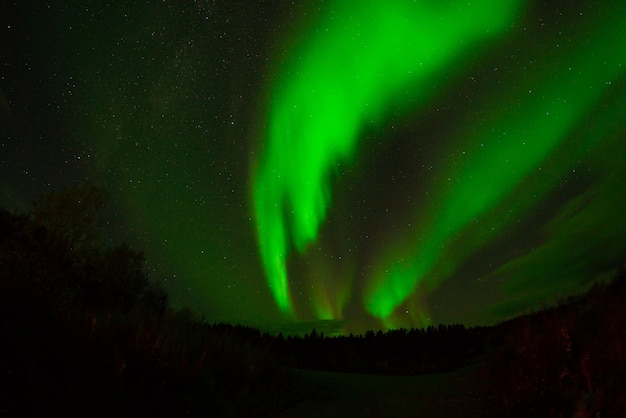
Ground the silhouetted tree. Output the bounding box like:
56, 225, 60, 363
139, 281, 169, 317
32, 183, 107, 253
87, 242, 148, 312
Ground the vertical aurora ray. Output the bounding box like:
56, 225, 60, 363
253, 0, 522, 316
365, 8, 626, 319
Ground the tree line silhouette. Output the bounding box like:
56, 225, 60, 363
274, 323, 490, 375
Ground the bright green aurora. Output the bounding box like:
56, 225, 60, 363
252, 0, 626, 328
253, 0, 523, 316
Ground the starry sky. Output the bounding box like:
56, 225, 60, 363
2, 0, 625, 335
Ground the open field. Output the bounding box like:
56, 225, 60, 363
272, 365, 496, 418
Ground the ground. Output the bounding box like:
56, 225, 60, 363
271, 365, 496, 418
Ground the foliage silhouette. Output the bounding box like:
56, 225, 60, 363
0, 187, 292, 417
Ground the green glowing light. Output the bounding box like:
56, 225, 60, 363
253, 0, 522, 316
364, 9, 626, 318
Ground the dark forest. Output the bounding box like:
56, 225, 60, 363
1, 185, 625, 417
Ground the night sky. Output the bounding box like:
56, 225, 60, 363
2, 0, 625, 335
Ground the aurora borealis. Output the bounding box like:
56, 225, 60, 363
252, 0, 522, 317
2, 0, 626, 334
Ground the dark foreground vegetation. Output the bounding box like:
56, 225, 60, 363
0, 186, 291, 417
485, 272, 626, 417
1, 185, 625, 417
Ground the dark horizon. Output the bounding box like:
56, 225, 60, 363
2, 189, 626, 417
